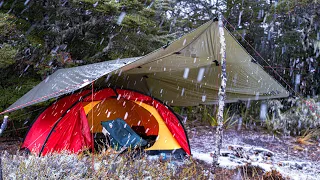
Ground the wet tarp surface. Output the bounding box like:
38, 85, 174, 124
119, 21, 289, 106
4, 57, 139, 114
4, 20, 289, 114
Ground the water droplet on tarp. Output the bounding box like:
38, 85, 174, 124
183, 68, 189, 79
181, 88, 185, 96
197, 68, 205, 82
202, 95, 206, 102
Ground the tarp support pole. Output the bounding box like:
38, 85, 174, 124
211, 13, 227, 176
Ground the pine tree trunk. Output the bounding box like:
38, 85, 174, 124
211, 13, 227, 176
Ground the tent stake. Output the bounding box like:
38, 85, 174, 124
211, 13, 227, 177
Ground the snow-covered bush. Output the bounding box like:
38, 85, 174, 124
266, 97, 320, 135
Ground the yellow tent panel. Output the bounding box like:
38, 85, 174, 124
136, 102, 182, 151
82, 101, 101, 114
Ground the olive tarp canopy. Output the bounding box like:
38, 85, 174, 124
3, 19, 288, 114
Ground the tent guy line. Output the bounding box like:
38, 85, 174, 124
222, 16, 320, 118
222, 16, 296, 94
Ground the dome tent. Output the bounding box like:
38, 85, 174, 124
2, 19, 289, 156
21, 88, 190, 156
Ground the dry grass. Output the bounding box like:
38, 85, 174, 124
1, 150, 209, 179
296, 129, 319, 145
0, 139, 290, 180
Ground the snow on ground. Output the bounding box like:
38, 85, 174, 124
188, 126, 320, 180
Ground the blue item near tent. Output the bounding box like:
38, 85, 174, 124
101, 118, 147, 151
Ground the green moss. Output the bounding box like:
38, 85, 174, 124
0, 13, 17, 40
26, 34, 44, 47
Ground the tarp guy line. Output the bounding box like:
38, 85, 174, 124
222, 16, 295, 94
222, 16, 320, 119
